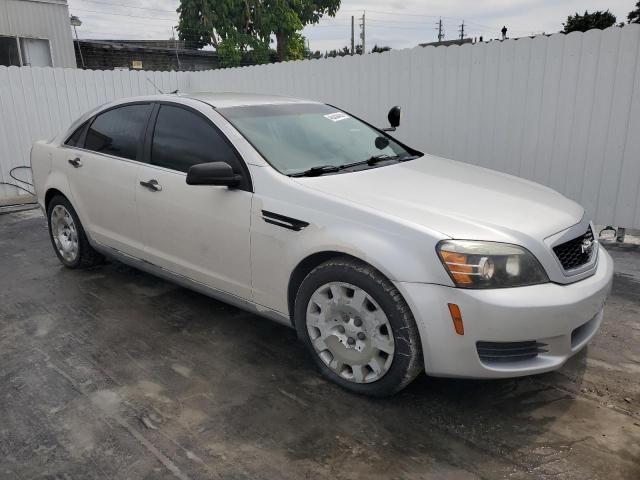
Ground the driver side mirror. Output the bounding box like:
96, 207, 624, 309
383, 106, 401, 132
186, 162, 242, 187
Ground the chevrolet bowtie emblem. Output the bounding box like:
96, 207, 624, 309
581, 238, 594, 254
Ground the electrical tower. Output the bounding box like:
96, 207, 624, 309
459, 20, 465, 40
436, 18, 444, 42
359, 12, 366, 54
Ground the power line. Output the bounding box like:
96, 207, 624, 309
342, 9, 441, 18
71, 0, 178, 14
70, 7, 177, 22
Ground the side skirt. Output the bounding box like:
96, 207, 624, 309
92, 242, 293, 328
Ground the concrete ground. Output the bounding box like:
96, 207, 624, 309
1, 210, 639, 480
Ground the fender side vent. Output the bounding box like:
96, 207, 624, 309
262, 210, 309, 231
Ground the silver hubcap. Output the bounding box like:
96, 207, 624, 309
50, 205, 79, 263
306, 282, 395, 383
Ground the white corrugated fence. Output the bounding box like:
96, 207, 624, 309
1, 25, 640, 228
0, 68, 190, 201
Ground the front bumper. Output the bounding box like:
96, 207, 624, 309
397, 245, 614, 378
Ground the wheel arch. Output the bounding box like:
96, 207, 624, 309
45, 187, 67, 211
287, 250, 400, 325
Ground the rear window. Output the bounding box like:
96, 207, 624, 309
84, 104, 152, 161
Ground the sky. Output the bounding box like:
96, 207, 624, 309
67, 0, 636, 52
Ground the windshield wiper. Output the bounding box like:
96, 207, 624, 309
289, 165, 342, 177
366, 154, 399, 165
339, 154, 405, 171
289, 154, 421, 178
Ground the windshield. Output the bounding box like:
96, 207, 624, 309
218, 103, 416, 175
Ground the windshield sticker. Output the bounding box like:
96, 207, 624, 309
324, 112, 350, 122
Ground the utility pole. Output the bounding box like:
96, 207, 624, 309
436, 17, 444, 42
70, 15, 85, 68
171, 26, 181, 70
359, 12, 366, 54
459, 20, 465, 40
351, 16, 355, 55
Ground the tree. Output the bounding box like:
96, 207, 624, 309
177, 0, 340, 62
324, 46, 351, 58
562, 10, 617, 33
287, 32, 307, 61
177, 0, 260, 51
217, 40, 243, 67
629, 2, 640, 23
371, 44, 391, 53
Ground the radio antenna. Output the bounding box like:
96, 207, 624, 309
144, 73, 164, 94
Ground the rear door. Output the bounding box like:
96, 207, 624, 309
135, 103, 253, 299
65, 103, 152, 257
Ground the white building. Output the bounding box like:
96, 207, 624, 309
0, 0, 76, 68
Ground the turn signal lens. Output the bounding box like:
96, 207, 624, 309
447, 303, 464, 335
438, 251, 473, 285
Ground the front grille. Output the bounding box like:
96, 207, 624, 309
553, 227, 595, 271
477, 341, 548, 363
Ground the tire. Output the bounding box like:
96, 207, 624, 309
294, 257, 423, 396
47, 195, 103, 269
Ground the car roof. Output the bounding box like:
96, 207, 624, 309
179, 92, 320, 108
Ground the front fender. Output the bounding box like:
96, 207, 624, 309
251, 195, 453, 316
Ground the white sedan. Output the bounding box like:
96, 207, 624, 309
31, 93, 614, 396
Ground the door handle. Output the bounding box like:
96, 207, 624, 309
68, 158, 82, 168
140, 179, 162, 192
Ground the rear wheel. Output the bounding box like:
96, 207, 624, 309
295, 258, 423, 396
47, 195, 103, 269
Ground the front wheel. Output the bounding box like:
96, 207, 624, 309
295, 258, 424, 396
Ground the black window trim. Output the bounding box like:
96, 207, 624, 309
64, 120, 90, 147
80, 101, 154, 163
144, 101, 253, 193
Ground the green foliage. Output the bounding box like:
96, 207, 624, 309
371, 45, 391, 53
287, 33, 307, 61
629, 2, 640, 23
325, 46, 351, 58
217, 40, 243, 68
176, 0, 214, 49
563, 10, 617, 33
177, 0, 341, 63
244, 42, 272, 65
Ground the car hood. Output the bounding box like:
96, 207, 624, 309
293, 155, 584, 242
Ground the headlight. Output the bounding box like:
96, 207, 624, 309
436, 240, 549, 289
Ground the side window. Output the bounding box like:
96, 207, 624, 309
151, 105, 241, 174
65, 122, 87, 147
85, 104, 151, 160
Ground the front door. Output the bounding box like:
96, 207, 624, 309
135, 103, 253, 300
